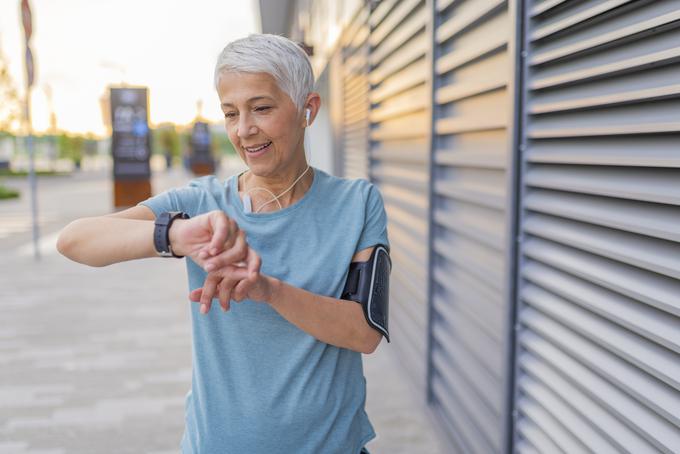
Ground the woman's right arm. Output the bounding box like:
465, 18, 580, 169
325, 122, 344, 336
58, 204, 245, 268
56, 205, 163, 267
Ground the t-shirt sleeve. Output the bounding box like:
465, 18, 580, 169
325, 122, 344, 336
356, 183, 390, 253
136, 182, 202, 218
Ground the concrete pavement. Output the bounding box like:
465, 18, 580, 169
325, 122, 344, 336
0, 163, 444, 453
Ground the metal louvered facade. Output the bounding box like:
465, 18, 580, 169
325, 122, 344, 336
342, 5, 372, 179
368, 0, 432, 391
514, 1, 680, 453
429, 0, 516, 452
264, 1, 680, 452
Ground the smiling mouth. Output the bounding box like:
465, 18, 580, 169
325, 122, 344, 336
244, 142, 272, 153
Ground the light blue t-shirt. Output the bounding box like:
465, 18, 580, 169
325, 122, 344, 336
139, 167, 389, 454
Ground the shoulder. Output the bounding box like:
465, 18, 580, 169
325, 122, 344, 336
315, 169, 379, 205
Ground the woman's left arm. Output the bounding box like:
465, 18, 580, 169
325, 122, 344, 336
191, 246, 384, 354
266, 261, 383, 354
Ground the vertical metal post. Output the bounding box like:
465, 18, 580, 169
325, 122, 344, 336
502, 0, 528, 452
25, 67, 40, 260
424, 0, 438, 405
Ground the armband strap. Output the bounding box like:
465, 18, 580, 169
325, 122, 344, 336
341, 245, 391, 342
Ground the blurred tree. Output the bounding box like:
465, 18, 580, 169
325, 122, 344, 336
212, 130, 235, 156
0, 43, 22, 132
58, 133, 84, 169
152, 124, 181, 168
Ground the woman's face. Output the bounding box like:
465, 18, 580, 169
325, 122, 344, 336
217, 71, 305, 178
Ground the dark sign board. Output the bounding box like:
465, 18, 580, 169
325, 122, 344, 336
110, 87, 151, 179
190, 121, 212, 163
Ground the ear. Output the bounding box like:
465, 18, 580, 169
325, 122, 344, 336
302, 92, 321, 127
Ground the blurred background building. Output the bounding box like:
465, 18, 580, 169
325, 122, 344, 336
259, 0, 680, 452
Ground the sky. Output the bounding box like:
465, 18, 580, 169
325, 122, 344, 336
0, 0, 259, 135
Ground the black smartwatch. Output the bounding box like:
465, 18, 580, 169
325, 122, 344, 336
154, 211, 190, 258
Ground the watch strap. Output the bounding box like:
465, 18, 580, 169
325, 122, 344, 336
154, 211, 190, 258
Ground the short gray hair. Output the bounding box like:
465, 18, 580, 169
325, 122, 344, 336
214, 34, 314, 112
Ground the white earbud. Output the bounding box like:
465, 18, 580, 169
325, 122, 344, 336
305, 108, 311, 126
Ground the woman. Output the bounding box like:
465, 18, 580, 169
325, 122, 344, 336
57, 34, 389, 454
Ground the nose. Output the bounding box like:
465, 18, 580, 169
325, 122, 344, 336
236, 114, 258, 139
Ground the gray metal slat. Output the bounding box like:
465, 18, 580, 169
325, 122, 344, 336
530, 0, 570, 19
522, 338, 678, 453
526, 136, 680, 167
381, 183, 429, 211
370, 6, 427, 66
436, 116, 507, 135
531, 0, 636, 42
531, 9, 680, 66
343, 5, 370, 46
433, 294, 504, 381
369, 0, 398, 28
522, 260, 680, 353
531, 46, 680, 90
434, 178, 506, 210
517, 419, 563, 454
390, 302, 427, 390
369, 33, 428, 85
431, 376, 488, 454
370, 0, 423, 47
390, 268, 427, 329
436, 32, 507, 75
430, 346, 501, 453
436, 0, 458, 13
370, 114, 429, 141
370, 86, 428, 122
525, 165, 680, 205
523, 237, 680, 317
521, 306, 680, 428
522, 284, 680, 391
520, 352, 654, 453
524, 213, 680, 279
518, 374, 612, 453
370, 59, 428, 103
433, 267, 503, 344
389, 226, 428, 280
432, 320, 503, 416
433, 236, 504, 293
516, 440, 541, 454
382, 191, 428, 222
530, 83, 680, 114
371, 163, 428, 189
434, 147, 506, 169
517, 395, 587, 454
436, 78, 507, 105
524, 189, 680, 242
436, 0, 505, 44
433, 206, 505, 251
372, 148, 428, 164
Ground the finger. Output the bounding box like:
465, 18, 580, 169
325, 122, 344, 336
189, 287, 202, 302
245, 245, 261, 278
218, 282, 231, 312
233, 276, 254, 302
224, 218, 239, 251
208, 211, 230, 255
204, 231, 248, 272
200, 274, 220, 314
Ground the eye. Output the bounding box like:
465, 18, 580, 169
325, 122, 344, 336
224, 111, 237, 119
254, 106, 271, 113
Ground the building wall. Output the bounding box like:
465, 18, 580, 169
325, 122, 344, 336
269, 1, 680, 453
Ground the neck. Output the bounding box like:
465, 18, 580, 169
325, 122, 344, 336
241, 160, 313, 210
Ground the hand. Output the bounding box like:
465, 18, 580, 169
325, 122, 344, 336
168, 210, 246, 269
189, 245, 277, 314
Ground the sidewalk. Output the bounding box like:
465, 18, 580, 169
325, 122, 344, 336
0, 166, 443, 453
